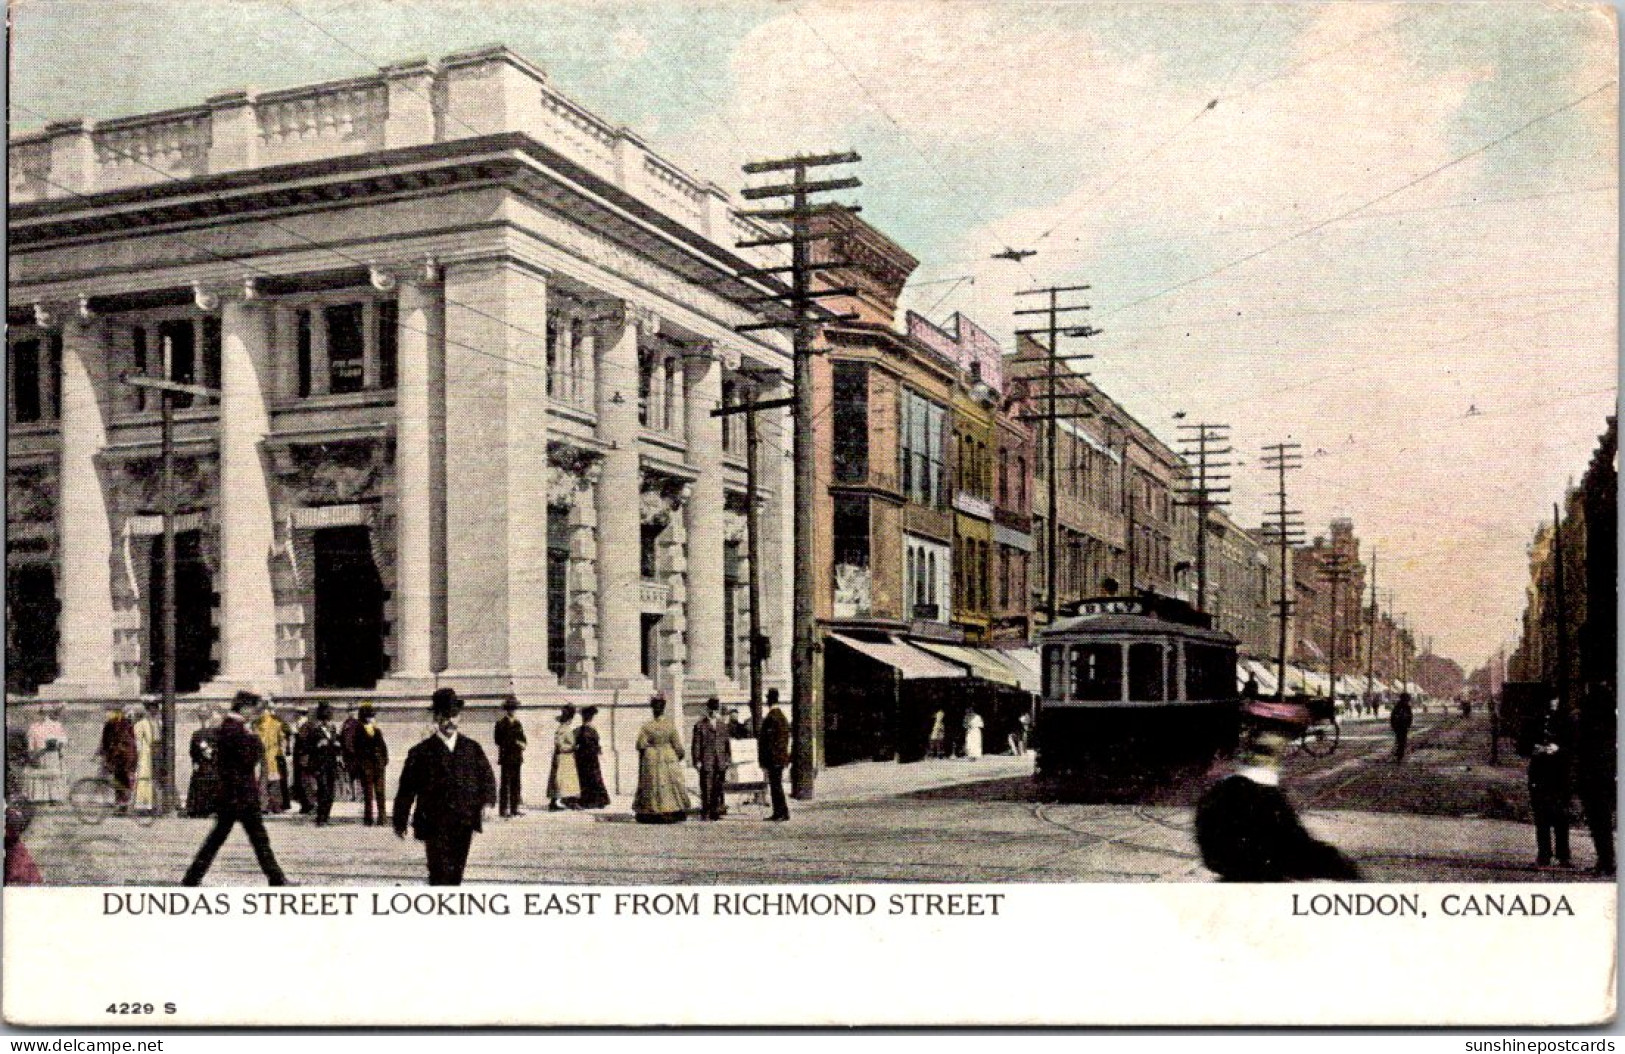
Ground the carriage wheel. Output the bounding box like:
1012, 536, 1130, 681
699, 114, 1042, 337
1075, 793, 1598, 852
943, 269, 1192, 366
69, 776, 118, 825
1298, 720, 1340, 758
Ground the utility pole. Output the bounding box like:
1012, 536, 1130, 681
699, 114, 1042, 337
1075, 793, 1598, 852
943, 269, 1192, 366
712, 383, 796, 733
1553, 502, 1569, 711
1175, 422, 1232, 614
122, 338, 219, 812
733, 151, 862, 800
1320, 549, 1354, 707
1011, 286, 1099, 621
1364, 548, 1379, 710
1259, 442, 1304, 698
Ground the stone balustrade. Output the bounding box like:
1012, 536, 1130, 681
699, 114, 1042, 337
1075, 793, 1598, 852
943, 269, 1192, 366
8, 44, 770, 251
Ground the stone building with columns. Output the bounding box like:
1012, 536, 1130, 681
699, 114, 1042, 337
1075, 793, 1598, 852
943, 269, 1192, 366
6, 46, 796, 780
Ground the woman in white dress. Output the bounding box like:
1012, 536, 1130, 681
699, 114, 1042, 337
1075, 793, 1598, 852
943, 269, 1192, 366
963, 709, 984, 760
131, 705, 156, 811
24, 707, 67, 803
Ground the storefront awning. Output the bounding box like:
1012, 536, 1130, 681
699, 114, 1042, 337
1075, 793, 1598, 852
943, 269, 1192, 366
827, 633, 967, 680
911, 642, 1022, 688
992, 647, 1042, 694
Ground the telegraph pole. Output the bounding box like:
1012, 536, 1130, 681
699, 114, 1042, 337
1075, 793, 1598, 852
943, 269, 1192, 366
1552, 502, 1569, 711
1321, 549, 1355, 707
1175, 423, 1232, 613
733, 151, 861, 799
1011, 286, 1098, 620
712, 384, 796, 733
1364, 548, 1379, 710
123, 339, 219, 812
1259, 441, 1304, 698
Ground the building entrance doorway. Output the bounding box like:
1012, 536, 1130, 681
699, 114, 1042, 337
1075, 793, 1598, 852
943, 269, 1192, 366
312, 525, 387, 689
147, 530, 216, 693
6, 563, 58, 694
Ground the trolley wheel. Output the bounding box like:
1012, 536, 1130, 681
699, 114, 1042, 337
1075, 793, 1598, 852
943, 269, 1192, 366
69, 777, 118, 825
1298, 720, 1340, 758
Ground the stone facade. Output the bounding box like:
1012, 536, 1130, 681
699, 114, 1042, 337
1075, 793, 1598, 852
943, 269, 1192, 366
6, 47, 795, 771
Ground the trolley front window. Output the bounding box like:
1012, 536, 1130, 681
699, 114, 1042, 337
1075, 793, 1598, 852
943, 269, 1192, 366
1128, 642, 1166, 702
1071, 643, 1123, 702
1184, 642, 1235, 701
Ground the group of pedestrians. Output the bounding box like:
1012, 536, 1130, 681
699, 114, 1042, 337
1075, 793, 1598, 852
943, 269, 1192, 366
175, 686, 795, 887
93, 704, 159, 811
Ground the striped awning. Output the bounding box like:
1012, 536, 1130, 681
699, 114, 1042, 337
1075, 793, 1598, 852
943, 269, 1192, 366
827, 633, 967, 680
911, 642, 1022, 688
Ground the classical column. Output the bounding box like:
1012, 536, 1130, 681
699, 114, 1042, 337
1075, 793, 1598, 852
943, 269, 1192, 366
211, 294, 279, 692
682, 347, 725, 693
388, 271, 445, 686
659, 484, 690, 703
594, 303, 655, 690
441, 260, 554, 694
568, 463, 602, 689
48, 310, 120, 696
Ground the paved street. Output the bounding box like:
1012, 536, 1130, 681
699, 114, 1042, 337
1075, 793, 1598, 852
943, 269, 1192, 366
19, 711, 1612, 885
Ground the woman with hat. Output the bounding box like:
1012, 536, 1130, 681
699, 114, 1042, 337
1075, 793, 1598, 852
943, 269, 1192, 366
185, 706, 220, 818
575, 706, 611, 810
24, 705, 67, 804
547, 706, 581, 811
633, 696, 691, 823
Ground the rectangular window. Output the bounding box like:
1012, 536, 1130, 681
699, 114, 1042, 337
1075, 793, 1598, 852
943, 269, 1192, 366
641, 523, 662, 579
201, 316, 222, 391
832, 363, 869, 483
833, 495, 870, 569
11, 339, 41, 424
325, 304, 366, 394
723, 540, 742, 677
159, 319, 195, 410
377, 299, 399, 390
1129, 642, 1166, 702
296, 310, 313, 398
1071, 643, 1123, 702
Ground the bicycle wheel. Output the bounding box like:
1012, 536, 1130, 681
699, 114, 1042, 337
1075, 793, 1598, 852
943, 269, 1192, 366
70, 777, 118, 825
1299, 720, 1340, 758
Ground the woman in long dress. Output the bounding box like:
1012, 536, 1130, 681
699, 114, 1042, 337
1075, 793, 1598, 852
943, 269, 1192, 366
547, 706, 581, 810
131, 705, 157, 810
186, 707, 220, 818
963, 708, 984, 760
575, 706, 612, 809
98, 709, 138, 805
632, 696, 690, 824
24, 707, 67, 804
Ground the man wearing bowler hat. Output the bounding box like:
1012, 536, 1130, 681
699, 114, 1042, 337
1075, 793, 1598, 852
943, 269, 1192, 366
182, 691, 288, 886
393, 688, 497, 885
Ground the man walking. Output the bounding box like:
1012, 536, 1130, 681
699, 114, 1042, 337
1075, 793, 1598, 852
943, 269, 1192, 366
309, 703, 342, 826
493, 696, 528, 818
182, 692, 288, 887
758, 689, 791, 822
353, 704, 389, 826
1390, 692, 1414, 763
691, 698, 731, 821
1528, 698, 1573, 869
394, 688, 496, 886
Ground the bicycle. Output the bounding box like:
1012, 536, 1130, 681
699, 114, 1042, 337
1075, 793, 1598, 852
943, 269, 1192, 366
69, 769, 168, 826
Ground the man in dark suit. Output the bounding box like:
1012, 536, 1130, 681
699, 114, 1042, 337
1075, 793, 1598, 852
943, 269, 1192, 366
182, 692, 288, 886
1390, 692, 1415, 762
493, 696, 528, 818
1528, 698, 1573, 869
758, 688, 792, 822
394, 688, 496, 886
691, 698, 732, 821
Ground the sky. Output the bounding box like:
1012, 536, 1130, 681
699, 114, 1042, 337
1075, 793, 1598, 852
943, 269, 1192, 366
10, 0, 1619, 670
